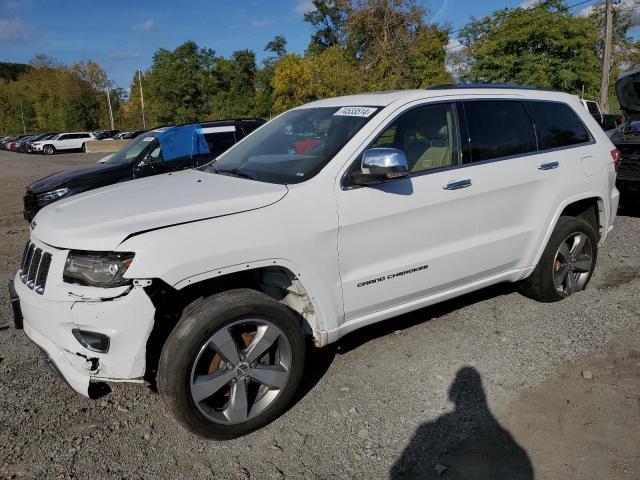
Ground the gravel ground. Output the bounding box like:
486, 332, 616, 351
0, 150, 639, 479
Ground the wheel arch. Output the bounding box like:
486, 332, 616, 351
143, 260, 326, 384
530, 193, 607, 272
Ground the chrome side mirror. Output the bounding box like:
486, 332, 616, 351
353, 148, 409, 185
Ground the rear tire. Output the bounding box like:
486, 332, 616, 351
157, 288, 306, 440
520, 216, 598, 302
43, 145, 54, 155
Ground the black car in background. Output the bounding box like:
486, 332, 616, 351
602, 113, 624, 132
23, 118, 265, 220
93, 129, 120, 140
114, 130, 147, 140
611, 68, 640, 204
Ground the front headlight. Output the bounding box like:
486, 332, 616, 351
64, 251, 135, 287
36, 187, 70, 205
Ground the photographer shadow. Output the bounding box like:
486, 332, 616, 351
390, 367, 533, 480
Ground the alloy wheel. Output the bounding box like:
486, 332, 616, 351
552, 232, 593, 297
189, 318, 292, 425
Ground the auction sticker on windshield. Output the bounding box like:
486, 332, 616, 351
334, 106, 377, 117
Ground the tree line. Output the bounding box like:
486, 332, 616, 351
1, 0, 638, 135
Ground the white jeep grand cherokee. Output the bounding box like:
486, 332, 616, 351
10, 86, 620, 439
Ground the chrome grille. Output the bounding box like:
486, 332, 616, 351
26, 248, 42, 288
19, 241, 52, 294
35, 253, 52, 294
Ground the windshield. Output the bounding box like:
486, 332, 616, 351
106, 133, 157, 164
105, 124, 222, 166
206, 106, 380, 184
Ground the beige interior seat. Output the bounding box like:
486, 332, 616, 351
404, 110, 454, 173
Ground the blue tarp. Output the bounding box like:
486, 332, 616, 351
156, 124, 210, 161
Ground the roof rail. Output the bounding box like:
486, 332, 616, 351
150, 118, 265, 130
427, 83, 555, 92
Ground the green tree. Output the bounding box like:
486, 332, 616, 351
304, 0, 351, 54
146, 40, 217, 124
209, 50, 258, 118
458, 0, 601, 98
265, 35, 288, 58
272, 46, 361, 112
255, 36, 289, 118
407, 24, 452, 88
0, 62, 31, 81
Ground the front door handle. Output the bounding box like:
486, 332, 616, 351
443, 179, 472, 190
538, 161, 559, 171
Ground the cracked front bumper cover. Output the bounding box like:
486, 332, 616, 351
14, 272, 156, 398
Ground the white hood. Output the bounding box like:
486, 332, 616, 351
32, 169, 288, 251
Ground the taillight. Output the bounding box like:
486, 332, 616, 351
610, 149, 621, 167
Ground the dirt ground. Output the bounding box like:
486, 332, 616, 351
0, 150, 639, 479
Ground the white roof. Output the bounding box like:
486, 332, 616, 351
299, 87, 578, 109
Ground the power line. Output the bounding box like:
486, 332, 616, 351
444, 0, 596, 52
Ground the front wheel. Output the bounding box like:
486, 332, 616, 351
81, 143, 86, 153
520, 216, 598, 302
43, 145, 54, 155
157, 289, 305, 439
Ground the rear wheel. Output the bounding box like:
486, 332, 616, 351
520, 216, 598, 302
157, 289, 305, 439
43, 145, 54, 155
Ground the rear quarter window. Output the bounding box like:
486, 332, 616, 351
527, 101, 591, 150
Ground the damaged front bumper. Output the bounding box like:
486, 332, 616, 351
13, 272, 156, 397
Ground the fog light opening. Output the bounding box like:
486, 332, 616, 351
72, 329, 110, 353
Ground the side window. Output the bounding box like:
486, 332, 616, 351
58, 134, 69, 140
370, 102, 460, 173
527, 101, 591, 150
204, 131, 237, 158
464, 100, 537, 161
80, 134, 90, 139
241, 123, 260, 136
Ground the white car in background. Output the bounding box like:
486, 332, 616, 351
31, 132, 95, 155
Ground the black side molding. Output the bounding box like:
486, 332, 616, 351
8, 280, 23, 329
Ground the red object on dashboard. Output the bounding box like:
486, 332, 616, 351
294, 139, 321, 155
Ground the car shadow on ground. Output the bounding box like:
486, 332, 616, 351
336, 282, 518, 354
292, 283, 518, 409
389, 367, 533, 479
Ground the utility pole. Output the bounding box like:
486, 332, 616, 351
105, 85, 115, 130
598, 0, 613, 114
138, 69, 146, 129
18, 99, 26, 134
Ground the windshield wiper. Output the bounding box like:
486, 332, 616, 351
214, 167, 255, 180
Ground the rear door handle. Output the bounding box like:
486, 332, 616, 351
443, 179, 472, 190
538, 161, 559, 171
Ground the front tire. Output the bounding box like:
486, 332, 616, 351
520, 216, 598, 302
157, 289, 306, 439
81, 143, 86, 153
43, 145, 54, 155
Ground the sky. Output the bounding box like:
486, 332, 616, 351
0, 0, 634, 90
